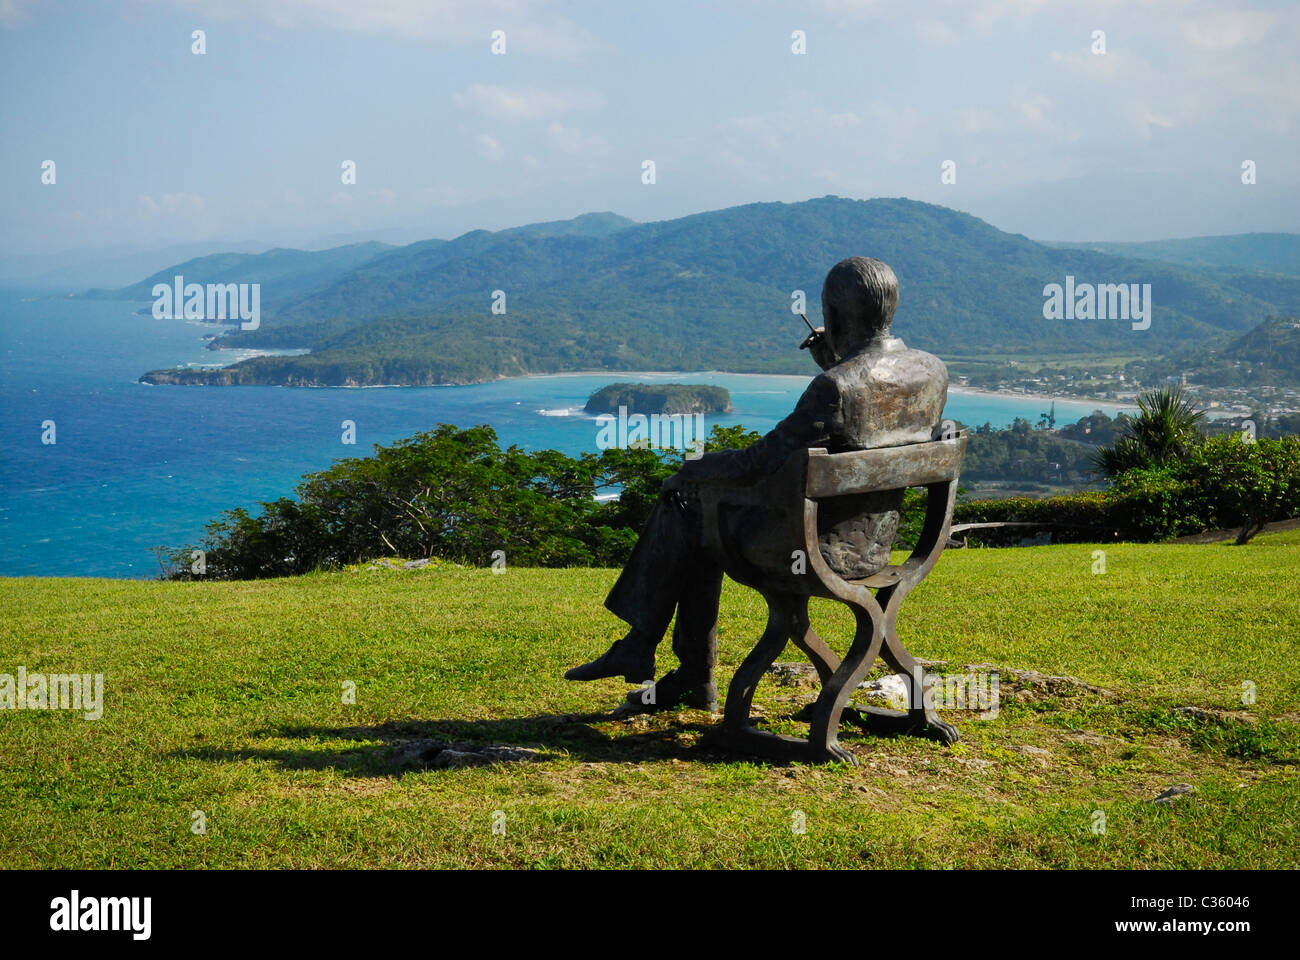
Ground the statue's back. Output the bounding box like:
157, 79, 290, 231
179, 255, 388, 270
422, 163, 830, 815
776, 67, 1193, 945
816, 339, 949, 578
825, 337, 948, 452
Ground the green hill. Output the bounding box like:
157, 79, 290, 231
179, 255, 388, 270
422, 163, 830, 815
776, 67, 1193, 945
136, 197, 1300, 386
500, 211, 637, 239
1226, 316, 1300, 367
2, 531, 1297, 868
584, 382, 732, 415
86, 241, 397, 309
1050, 233, 1300, 276
1137, 316, 1300, 389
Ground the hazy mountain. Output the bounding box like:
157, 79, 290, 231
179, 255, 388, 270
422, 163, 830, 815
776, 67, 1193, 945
135, 197, 1300, 386
1207, 316, 1300, 387
86, 242, 395, 308
0, 240, 275, 289
307, 228, 426, 248
500, 211, 637, 239
1048, 234, 1300, 276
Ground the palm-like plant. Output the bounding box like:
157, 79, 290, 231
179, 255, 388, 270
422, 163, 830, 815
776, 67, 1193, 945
1092, 385, 1206, 479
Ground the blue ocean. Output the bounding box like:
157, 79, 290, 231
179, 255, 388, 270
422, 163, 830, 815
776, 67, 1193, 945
0, 289, 1133, 578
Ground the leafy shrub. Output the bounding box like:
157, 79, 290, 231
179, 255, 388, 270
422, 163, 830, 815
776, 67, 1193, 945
163, 422, 762, 580
1173, 434, 1300, 542
954, 434, 1300, 544
164, 418, 1299, 580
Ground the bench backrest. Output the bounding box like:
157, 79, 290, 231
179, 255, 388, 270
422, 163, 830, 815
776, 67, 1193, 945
805, 435, 966, 499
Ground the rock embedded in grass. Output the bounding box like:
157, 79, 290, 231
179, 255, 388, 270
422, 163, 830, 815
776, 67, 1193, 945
1152, 783, 1196, 804
389, 740, 543, 770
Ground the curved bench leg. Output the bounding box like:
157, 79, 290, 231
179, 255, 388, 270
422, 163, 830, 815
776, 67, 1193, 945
789, 598, 840, 684
712, 595, 837, 764
721, 596, 791, 732
860, 620, 959, 745
805, 605, 886, 765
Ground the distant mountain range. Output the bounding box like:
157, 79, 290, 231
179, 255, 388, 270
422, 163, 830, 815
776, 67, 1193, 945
97, 196, 1300, 387
85, 241, 397, 310
1047, 234, 1300, 275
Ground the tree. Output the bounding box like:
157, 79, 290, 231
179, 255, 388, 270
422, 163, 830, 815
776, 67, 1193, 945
1180, 435, 1300, 544
1092, 386, 1206, 478
161, 422, 764, 580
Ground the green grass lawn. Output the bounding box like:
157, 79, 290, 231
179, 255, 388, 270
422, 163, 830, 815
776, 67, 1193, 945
2, 532, 1298, 869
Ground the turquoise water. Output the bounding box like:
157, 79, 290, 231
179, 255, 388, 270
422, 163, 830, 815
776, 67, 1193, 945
0, 290, 1133, 578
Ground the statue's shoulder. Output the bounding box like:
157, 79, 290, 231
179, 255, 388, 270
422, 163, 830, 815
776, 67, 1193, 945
884, 337, 947, 384
803, 369, 844, 408
879, 334, 941, 361
906, 344, 949, 380
829, 337, 948, 385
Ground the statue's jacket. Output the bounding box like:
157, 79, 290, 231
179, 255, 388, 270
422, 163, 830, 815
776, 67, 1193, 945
687, 337, 948, 579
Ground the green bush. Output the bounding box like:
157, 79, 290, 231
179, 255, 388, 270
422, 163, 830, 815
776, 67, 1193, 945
163, 422, 763, 580
1175, 434, 1300, 542
955, 434, 1300, 544
165, 421, 1299, 580
952, 491, 1120, 544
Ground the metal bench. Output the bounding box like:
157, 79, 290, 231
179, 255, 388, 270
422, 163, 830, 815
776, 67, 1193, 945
696, 431, 967, 764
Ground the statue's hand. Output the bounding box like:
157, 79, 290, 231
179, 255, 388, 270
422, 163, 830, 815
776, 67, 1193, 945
800, 327, 838, 370
661, 465, 706, 506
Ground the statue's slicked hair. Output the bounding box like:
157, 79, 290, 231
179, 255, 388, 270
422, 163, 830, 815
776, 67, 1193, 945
821, 257, 899, 345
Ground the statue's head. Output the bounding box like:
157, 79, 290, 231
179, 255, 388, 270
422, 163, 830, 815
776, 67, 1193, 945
821, 257, 898, 355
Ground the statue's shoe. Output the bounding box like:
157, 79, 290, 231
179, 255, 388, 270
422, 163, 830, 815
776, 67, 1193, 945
564, 647, 655, 683
615, 669, 718, 715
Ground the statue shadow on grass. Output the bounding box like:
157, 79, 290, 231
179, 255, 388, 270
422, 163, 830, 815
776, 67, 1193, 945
168, 709, 765, 777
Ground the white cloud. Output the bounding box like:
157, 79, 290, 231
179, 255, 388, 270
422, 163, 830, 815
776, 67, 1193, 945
956, 107, 1001, 134
546, 122, 611, 156
452, 84, 604, 121
0, 0, 32, 28
416, 185, 465, 206
823, 0, 1050, 33
1016, 92, 1053, 127
145, 0, 608, 60
706, 97, 922, 184
819, 0, 885, 18
1135, 110, 1174, 135
1011, 89, 1083, 145
475, 133, 505, 161
915, 18, 958, 46
1182, 11, 1281, 50
136, 192, 206, 217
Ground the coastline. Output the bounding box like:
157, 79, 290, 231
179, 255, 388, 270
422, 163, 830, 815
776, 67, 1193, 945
159, 325, 1206, 411
515, 369, 1143, 413
152, 323, 1198, 414
946, 383, 1137, 414
147, 355, 1146, 411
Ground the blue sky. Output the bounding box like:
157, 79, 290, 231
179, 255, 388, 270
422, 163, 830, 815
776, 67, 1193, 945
2, 0, 1297, 261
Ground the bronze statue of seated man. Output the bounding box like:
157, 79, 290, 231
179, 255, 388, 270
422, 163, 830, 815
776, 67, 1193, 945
564, 256, 948, 714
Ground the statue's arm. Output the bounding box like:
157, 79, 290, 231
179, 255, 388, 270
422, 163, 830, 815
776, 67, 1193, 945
675, 375, 839, 488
